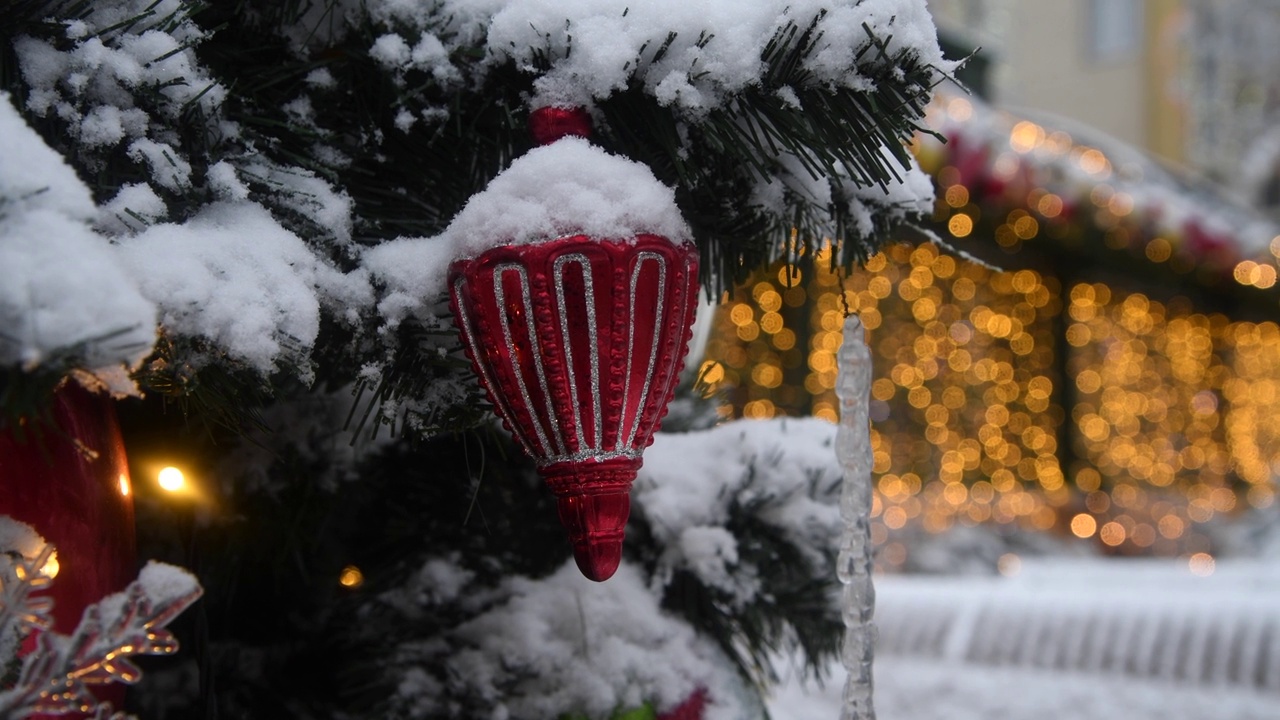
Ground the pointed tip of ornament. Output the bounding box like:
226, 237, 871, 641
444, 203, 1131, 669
548, 470, 635, 582
573, 540, 623, 582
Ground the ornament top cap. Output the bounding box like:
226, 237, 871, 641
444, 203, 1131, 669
529, 106, 592, 146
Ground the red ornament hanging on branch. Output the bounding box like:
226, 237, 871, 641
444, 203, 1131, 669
0, 382, 138, 715
448, 107, 700, 581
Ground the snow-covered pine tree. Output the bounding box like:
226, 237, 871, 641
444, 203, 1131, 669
1, 1, 953, 717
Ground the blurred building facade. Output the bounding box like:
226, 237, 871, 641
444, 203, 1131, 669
929, 0, 1280, 215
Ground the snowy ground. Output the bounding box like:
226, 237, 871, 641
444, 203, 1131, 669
767, 558, 1280, 719
768, 656, 1280, 720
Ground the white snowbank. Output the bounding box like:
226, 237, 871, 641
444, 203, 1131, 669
769, 655, 1280, 720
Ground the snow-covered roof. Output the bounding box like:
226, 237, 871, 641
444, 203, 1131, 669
916, 90, 1280, 295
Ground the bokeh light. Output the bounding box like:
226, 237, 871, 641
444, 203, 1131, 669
702, 237, 1280, 570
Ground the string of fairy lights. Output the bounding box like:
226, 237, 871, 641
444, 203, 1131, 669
700, 94, 1280, 568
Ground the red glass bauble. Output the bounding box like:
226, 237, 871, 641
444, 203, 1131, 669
0, 382, 137, 713
529, 106, 593, 146
450, 233, 699, 581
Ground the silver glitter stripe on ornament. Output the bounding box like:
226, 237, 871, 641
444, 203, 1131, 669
622, 252, 667, 448
493, 262, 568, 457
553, 253, 604, 453
533, 448, 643, 467
836, 314, 876, 720
453, 277, 539, 458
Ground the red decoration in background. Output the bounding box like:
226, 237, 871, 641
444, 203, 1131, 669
0, 382, 137, 713
658, 688, 707, 720
528, 106, 593, 145
450, 233, 699, 581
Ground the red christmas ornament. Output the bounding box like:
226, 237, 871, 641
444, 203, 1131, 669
0, 382, 137, 713
528, 106, 593, 145
450, 233, 699, 581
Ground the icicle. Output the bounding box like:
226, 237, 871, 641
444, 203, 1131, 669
835, 314, 876, 720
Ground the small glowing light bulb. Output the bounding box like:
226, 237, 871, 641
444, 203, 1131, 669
158, 466, 186, 492
41, 552, 59, 579
339, 565, 364, 588
118, 474, 131, 497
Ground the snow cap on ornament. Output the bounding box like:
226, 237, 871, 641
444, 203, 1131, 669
447, 107, 700, 582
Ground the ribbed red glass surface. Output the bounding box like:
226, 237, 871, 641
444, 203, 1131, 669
0, 383, 136, 714
528, 106, 593, 145
450, 233, 699, 580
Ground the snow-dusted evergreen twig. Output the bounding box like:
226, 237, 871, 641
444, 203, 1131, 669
1, 516, 57, 682
0, 531, 202, 720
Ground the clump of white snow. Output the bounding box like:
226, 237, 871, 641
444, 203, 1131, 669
379, 555, 478, 620
0, 515, 50, 562
0, 94, 157, 376
365, 137, 690, 325
446, 137, 691, 255
96, 182, 169, 235
113, 201, 369, 379
14, 0, 227, 161
362, 236, 457, 328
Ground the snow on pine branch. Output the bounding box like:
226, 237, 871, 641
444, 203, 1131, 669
635, 418, 843, 608
360, 0, 952, 267
14, 0, 228, 165
0, 94, 157, 381
1, 91, 371, 384
367, 0, 954, 113
374, 419, 843, 716
113, 201, 371, 381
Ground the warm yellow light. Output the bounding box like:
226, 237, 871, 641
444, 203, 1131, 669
1079, 148, 1109, 175
1235, 260, 1257, 286
339, 565, 364, 588
1070, 513, 1097, 538
947, 214, 974, 238
1009, 121, 1045, 153
946, 97, 973, 121
41, 552, 60, 579
997, 553, 1022, 577
158, 466, 186, 493
1188, 552, 1215, 577
944, 184, 970, 208
697, 360, 725, 385
1099, 521, 1126, 546
118, 474, 131, 497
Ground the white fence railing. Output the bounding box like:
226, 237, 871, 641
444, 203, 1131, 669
875, 559, 1280, 692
